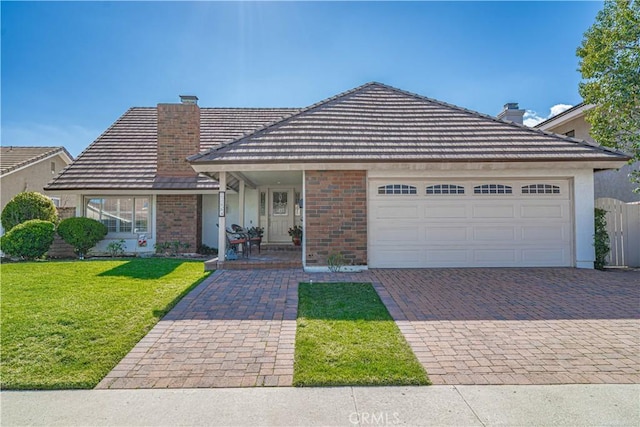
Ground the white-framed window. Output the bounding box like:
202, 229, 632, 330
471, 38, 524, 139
85, 196, 150, 235
426, 184, 465, 195
522, 184, 560, 194
378, 184, 417, 195
49, 196, 61, 207
474, 184, 512, 195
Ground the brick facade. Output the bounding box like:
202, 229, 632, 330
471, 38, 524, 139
157, 103, 200, 177
304, 170, 367, 266
156, 195, 202, 252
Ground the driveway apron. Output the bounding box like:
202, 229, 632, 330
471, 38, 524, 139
371, 268, 640, 385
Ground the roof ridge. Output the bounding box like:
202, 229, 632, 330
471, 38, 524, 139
188, 82, 380, 161
534, 102, 589, 128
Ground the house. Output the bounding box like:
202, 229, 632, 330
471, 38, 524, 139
535, 103, 639, 203
46, 82, 629, 269
1, 146, 75, 224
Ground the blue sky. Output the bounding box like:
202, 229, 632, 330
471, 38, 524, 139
2, 1, 603, 157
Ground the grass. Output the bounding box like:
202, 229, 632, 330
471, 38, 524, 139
294, 282, 430, 386
0, 258, 210, 389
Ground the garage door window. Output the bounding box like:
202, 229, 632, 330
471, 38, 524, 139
426, 184, 465, 195
522, 184, 560, 194
378, 184, 417, 195
474, 184, 512, 194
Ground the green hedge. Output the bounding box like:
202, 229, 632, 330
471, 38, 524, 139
1, 192, 58, 232
0, 220, 55, 259
57, 217, 108, 258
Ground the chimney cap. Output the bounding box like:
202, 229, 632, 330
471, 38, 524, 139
179, 95, 199, 105
504, 102, 520, 110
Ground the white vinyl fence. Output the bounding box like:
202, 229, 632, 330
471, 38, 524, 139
595, 198, 640, 268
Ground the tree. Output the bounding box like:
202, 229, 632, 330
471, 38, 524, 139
1, 192, 58, 232
57, 217, 108, 259
577, 0, 640, 188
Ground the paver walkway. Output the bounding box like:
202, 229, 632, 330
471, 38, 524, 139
371, 268, 640, 385
97, 269, 364, 389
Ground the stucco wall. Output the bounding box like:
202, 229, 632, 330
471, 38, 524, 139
1, 155, 76, 211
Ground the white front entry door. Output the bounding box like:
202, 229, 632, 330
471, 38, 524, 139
268, 189, 293, 242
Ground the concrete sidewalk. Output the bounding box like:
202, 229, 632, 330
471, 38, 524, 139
2, 385, 638, 426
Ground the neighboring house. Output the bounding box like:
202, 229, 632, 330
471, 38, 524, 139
1, 146, 75, 226
535, 103, 639, 203
46, 82, 629, 269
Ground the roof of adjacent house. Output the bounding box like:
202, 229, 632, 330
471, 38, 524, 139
46, 108, 298, 190
191, 82, 627, 165
1, 146, 73, 176
534, 102, 590, 129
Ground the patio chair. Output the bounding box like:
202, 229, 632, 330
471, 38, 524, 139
226, 225, 249, 258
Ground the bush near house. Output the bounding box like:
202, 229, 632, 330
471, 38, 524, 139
1, 191, 58, 231
57, 217, 108, 258
0, 220, 56, 260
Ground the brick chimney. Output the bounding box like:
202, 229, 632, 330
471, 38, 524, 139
157, 95, 200, 177
497, 102, 525, 125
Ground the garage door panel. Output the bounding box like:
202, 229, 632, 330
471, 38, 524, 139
425, 249, 469, 263
521, 225, 570, 242
521, 248, 568, 265
425, 205, 467, 218
473, 227, 515, 241
376, 226, 419, 242
521, 204, 565, 218
377, 205, 419, 219
426, 227, 467, 242
472, 205, 514, 218
369, 179, 573, 268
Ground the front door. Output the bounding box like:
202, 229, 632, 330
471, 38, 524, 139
268, 189, 293, 242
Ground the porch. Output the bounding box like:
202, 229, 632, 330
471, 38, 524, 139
205, 244, 303, 271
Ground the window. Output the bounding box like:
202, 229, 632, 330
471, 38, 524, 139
426, 184, 465, 195
49, 197, 61, 207
564, 130, 575, 138
522, 184, 560, 194
473, 184, 512, 194
85, 197, 150, 234
50, 161, 56, 175
378, 184, 417, 195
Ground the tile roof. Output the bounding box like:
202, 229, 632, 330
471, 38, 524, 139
534, 102, 588, 129
1, 146, 72, 176
190, 82, 628, 165
46, 108, 298, 190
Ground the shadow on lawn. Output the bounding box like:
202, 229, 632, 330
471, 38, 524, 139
97, 258, 186, 279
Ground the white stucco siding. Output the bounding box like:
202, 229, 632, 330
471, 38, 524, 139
573, 170, 595, 268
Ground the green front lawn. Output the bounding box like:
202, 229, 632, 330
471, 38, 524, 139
294, 282, 430, 386
1, 258, 210, 389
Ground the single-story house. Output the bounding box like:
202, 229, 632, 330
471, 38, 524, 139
46, 82, 629, 269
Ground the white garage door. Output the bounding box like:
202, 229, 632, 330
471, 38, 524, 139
369, 179, 573, 268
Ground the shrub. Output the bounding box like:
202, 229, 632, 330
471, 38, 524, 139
57, 217, 108, 259
0, 220, 55, 259
106, 239, 126, 257
594, 208, 610, 270
1, 192, 58, 232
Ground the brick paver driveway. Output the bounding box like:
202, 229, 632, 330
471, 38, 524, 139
371, 268, 640, 385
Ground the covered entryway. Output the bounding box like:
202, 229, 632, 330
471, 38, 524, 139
369, 179, 573, 268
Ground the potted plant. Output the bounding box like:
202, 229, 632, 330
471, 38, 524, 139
288, 225, 303, 246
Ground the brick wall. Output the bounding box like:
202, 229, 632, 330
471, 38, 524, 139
48, 207, 76, 258
305, 170, 367, 266
156, 195, 202, 252
157, 103, 200, 177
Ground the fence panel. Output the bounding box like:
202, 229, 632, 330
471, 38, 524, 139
595, 198, 640, 267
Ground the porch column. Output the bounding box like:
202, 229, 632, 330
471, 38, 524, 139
239, 179, 245, 227
218, 172, 227, 258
